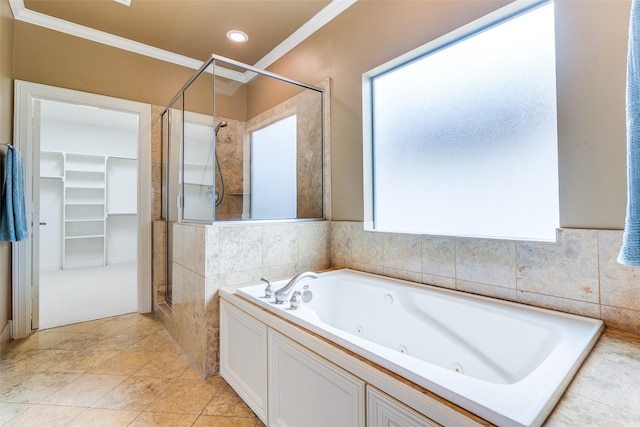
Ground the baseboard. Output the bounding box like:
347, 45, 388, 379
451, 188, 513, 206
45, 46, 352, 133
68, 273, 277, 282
1, 320, 12, 354
41, 259, 137, 270
107, 257, 137, 265
64, 261, 105, 269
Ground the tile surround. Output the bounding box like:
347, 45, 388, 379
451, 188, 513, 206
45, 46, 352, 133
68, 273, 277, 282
330, 221, 640, 335
456, 238, 516, 289
517, 229, 600, 303
383, 232, 422, 273
598, 230, 640, 311
154, 220, 331, 378
421, 235, 456, 279
152, 216, 640, 382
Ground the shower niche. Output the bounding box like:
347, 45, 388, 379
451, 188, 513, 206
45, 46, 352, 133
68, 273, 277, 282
162, 56, 325, 224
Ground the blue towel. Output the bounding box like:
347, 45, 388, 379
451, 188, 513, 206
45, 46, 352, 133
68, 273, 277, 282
620, 0, 640, 266
0, 146, 29, 242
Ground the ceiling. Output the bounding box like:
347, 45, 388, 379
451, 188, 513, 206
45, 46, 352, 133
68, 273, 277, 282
21, 1, 353, 128
15, 0, 352, 73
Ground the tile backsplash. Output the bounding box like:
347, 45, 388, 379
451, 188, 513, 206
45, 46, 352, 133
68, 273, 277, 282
331, 222, 640, 335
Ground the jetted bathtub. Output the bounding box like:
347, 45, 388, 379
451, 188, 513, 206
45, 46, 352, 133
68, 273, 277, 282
236, 269, 603, 427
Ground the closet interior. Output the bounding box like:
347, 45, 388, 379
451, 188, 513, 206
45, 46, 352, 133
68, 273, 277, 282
37, 99, 139, 329
38, 101, 138, 271
40, 151, 136, 269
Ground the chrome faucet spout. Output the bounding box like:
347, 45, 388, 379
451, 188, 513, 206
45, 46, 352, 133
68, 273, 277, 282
274, 271, 318, 304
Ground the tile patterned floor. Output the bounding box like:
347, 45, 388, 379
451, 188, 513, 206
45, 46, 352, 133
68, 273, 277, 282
0, 313, 265, 426
5, 312, 640, 426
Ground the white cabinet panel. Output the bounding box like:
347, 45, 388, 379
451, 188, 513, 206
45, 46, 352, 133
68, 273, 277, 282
367, 386, 440, 427
220, 301, 268, 423
268, 329, 365, 427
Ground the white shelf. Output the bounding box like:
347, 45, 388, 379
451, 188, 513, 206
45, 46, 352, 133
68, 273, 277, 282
62, 153, 107, 269
66, 169, 104, 173
66, 186, 106, 190
43, 149, 137, 270
65, 202, 105, 206
40, 151, 64, 178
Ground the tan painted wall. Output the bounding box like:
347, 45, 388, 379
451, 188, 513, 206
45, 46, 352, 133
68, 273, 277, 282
554, 0, 629, 228
0, 0, 14, 334
267, 0, 631, 228
13, 21, 195, 108
9, 0, 633, 231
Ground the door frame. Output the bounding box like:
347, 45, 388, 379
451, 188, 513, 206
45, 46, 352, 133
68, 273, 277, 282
12, 80, 152, 338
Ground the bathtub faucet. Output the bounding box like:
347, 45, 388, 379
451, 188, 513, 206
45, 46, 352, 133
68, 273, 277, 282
274, 271, 318, 304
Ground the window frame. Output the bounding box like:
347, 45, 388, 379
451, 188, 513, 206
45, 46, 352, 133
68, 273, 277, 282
362, 0, 557, 241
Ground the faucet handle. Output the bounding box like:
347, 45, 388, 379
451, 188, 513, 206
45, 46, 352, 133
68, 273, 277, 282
289, 291, 302, 310
260, 278, 274, 298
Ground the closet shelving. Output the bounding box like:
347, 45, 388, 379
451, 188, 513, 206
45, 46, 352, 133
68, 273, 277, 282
63, 153, 107, 270
40, 151, 137, 270
40, 151, 65, 180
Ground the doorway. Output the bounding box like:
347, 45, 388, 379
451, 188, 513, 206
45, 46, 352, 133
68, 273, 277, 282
38, 100, 139, 329
12, 81, 152, 338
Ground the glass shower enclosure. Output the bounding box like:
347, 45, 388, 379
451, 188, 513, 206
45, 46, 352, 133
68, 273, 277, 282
161, 55, 325, 305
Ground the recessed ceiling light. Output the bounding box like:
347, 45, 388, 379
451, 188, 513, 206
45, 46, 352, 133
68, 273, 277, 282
226, 30, 249, 43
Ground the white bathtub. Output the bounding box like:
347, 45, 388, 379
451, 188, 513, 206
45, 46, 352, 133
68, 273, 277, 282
236, 269, 603, 427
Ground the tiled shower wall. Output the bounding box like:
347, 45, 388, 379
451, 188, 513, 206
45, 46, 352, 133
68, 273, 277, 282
331, 222, 640, 335
154, 220, 331, 378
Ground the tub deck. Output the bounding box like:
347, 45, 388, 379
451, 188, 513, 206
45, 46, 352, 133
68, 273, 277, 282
236, 269, 604, 427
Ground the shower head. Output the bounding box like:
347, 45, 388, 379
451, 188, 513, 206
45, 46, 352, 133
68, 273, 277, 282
215, 121, 228, 136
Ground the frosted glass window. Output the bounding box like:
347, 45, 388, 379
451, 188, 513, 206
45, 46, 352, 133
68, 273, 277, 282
369, 1, 558, 241
251, 115, 297, 219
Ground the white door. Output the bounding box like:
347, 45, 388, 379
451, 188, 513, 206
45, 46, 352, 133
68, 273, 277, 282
31, 100, 42, 329
12, 81, 152, 338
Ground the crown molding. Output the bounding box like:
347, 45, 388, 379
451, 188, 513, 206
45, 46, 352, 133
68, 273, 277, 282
9, 0, 357, 84
9, 0, 203, 70
253, 0, 357, 71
